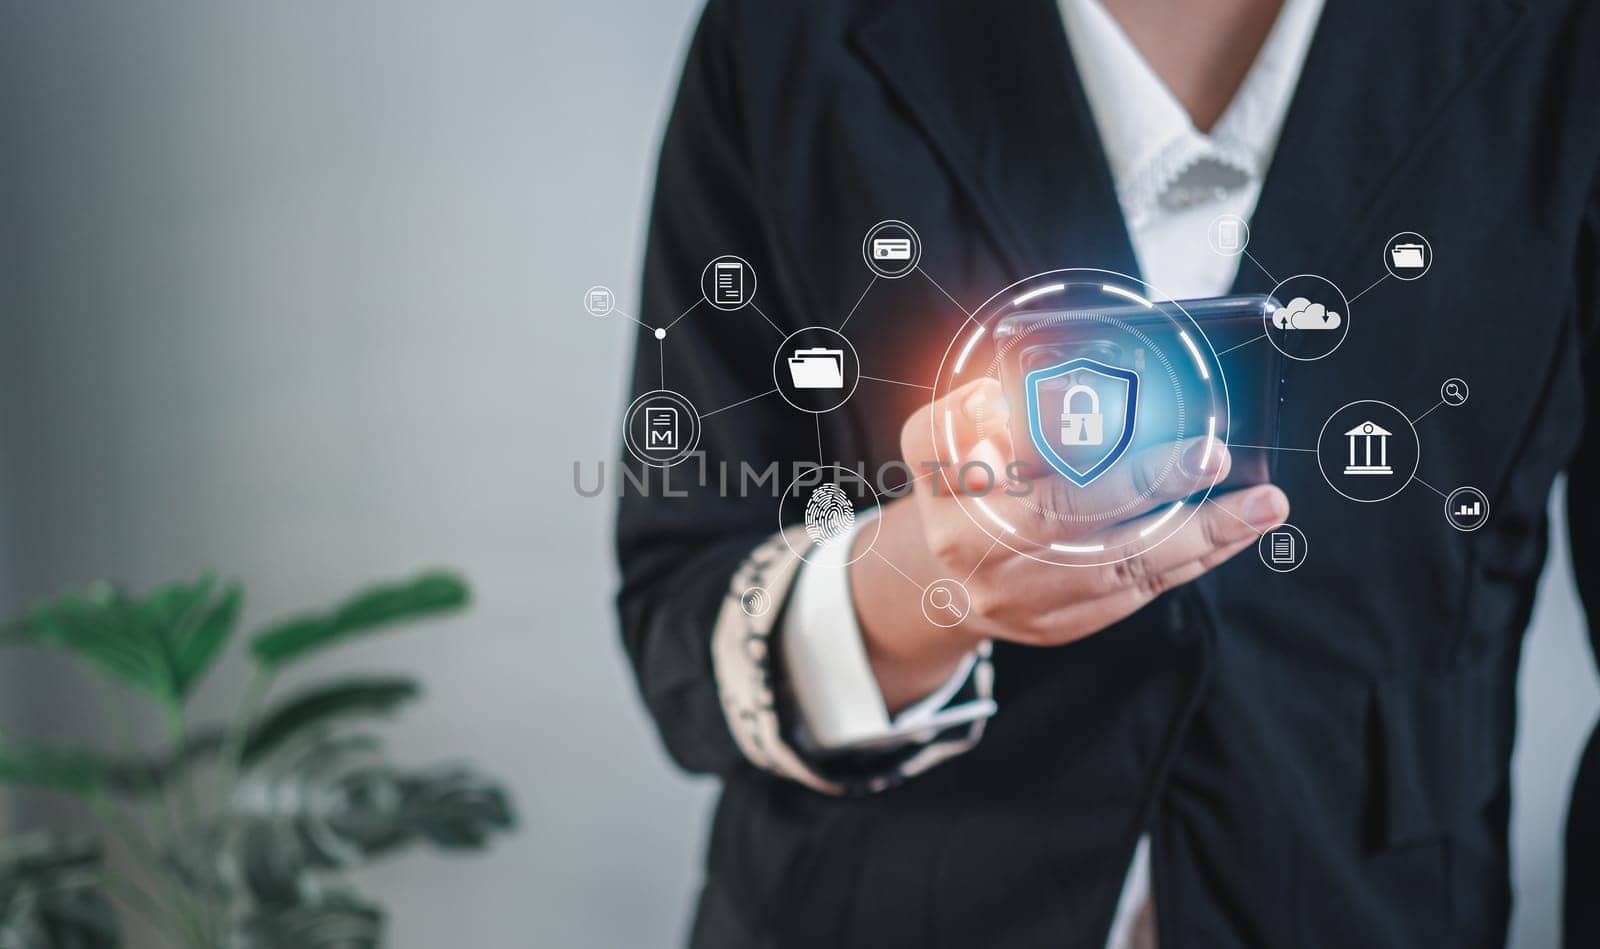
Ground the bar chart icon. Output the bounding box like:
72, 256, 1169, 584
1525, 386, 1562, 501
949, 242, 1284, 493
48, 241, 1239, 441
1445, 486, 1489, 532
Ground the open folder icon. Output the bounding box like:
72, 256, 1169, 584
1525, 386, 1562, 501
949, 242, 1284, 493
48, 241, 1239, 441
1390, 243, 1426, 268
788, 348, 845, 389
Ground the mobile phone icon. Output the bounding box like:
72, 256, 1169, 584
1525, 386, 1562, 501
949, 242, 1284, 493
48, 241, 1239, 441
1218, 220, 1240, 252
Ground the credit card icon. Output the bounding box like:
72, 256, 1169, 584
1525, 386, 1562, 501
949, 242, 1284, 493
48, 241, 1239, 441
872, 238, 912, 260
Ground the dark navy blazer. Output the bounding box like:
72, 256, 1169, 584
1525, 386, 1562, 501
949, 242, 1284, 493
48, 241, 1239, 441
615, 0, 1600, 945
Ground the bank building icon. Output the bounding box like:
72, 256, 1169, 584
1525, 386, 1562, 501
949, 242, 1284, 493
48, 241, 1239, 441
1343, 420, 1393, 476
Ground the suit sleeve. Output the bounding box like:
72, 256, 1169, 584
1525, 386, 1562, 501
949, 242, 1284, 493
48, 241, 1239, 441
614, 0, 795, 779
615, 2, 994, 792
1564, 164, 1600, 947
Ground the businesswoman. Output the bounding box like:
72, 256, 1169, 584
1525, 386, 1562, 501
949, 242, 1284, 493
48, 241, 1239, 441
616, 0, 1600, 945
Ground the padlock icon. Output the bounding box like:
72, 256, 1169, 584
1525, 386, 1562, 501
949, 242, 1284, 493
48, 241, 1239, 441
1059, 383, 1104, 447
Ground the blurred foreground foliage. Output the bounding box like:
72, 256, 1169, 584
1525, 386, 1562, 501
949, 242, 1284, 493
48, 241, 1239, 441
0, 571, 514, 948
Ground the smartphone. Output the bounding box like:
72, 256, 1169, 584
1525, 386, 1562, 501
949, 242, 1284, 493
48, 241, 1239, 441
994, 293, 1282, 499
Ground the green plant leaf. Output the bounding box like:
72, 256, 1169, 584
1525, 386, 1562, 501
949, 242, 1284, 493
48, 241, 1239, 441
242, 677, 421, 765
403, 767, 517, 849
98, 733, 223, 796
0, 831, 104, 879
0, 832, 119, 949
171, 580, 243, 698
249, 572, 469, 668
74, 678, 422, 797
7, 583, 175, 703
0, 734, 110, 794
233, 890, 384, 949
226, 731, 515, 899
3, 576, 243, 707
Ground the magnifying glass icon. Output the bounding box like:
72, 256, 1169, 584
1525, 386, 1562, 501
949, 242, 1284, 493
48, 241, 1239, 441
928, 585, 965, 620
1446, 382, 1462, 400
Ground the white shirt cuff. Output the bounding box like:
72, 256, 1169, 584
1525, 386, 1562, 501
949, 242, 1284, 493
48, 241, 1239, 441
779, 509, 996, 751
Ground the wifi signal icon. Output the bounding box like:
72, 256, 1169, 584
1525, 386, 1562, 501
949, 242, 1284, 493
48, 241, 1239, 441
740, 587, 772, 617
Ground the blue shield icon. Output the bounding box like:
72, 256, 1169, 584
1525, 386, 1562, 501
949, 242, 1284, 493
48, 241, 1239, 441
1024, 357, 1140, 487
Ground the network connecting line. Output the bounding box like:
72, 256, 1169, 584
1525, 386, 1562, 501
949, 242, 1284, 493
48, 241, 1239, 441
593, 214, 1483, 602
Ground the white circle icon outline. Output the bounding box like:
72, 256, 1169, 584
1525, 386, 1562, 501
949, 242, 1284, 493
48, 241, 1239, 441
1257, 522, 1308, 573
1384, 231, 1432, 281
622, 388, 702, 469
774, 325, 861, 414
927, 269, 1231, 569
1207, 213, 1251, 257
1441, 378, 1469, 406
1315, 399, 1420, 504
1445, 486, 1490, 532
583, 285, 615, 317
700, 255, 757, 311
739, 586, 773, 617
778, 465, 882, 567
861, 220, 922, 279
921, 578, 972, 628
1265, 274, 1351, 362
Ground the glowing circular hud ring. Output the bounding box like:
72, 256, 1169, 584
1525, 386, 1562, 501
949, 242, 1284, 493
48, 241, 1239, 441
929, 269, 1231, 568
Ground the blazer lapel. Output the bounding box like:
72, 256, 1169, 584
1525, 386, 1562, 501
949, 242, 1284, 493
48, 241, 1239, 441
1235, 0, 1527, 295
854, 0, 1142, 284
856, 0, 1525, 297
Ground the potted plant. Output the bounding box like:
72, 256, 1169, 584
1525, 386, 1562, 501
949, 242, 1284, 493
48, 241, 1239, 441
0, 571, 515, 948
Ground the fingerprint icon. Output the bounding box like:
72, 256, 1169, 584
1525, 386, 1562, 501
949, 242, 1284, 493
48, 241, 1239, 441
803, 483, 856, 546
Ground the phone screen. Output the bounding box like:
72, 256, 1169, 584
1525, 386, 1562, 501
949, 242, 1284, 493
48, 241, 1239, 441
994, 293, 1282, 501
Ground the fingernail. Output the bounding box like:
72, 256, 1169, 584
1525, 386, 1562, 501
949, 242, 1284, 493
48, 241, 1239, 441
1180, 437, 1224, 478
1244, 489, 1287, 528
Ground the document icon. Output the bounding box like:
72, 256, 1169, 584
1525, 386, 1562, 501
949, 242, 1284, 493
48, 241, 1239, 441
1390, 244, 1426, 269
713, 261, 744, 306
787, 348, 845, 389
644, 406, 678, 452
1217, 220, 1240, 252
1270, 531, 1295, 564
872, 238, 912, 260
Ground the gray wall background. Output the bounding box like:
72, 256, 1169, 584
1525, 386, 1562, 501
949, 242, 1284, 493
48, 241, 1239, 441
0, 3, 1593, 947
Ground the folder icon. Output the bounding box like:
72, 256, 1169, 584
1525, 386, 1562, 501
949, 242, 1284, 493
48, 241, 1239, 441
1390, 244, 1425, 268
787, 348, 845, 389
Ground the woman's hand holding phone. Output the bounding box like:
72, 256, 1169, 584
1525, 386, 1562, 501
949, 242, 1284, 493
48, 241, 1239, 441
849, 378, 1290, 712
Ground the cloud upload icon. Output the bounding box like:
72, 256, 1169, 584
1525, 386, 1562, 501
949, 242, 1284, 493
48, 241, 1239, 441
1271, 296, 1342, 331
